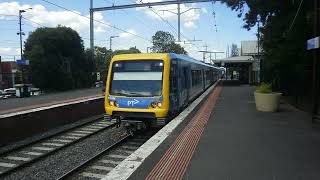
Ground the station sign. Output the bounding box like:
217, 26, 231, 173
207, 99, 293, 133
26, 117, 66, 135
16, 59, 29, 65
307, 37, 319, 50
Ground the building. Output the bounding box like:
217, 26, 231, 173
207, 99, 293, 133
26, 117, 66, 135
213, 40, 262, 84
0, 61, 18, 90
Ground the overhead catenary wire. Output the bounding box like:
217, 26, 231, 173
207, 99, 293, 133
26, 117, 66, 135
103, 0, 159, 33
21, 17, 112, 43
135, 0, 205, 56
135, 0, 179, 36
39, 0, 152, 43
287, 0, 304, 33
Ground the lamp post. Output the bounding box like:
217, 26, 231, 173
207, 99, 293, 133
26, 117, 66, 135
109, 35, 119, 51
18, 8, 32, 59
17, 8, 32, 85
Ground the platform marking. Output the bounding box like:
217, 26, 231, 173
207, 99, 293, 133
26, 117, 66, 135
100, 160, 120, 165
81, 172, 106, 178
107, 154, 127, 159
32, 147, 54, 151
102, 80, 220, 180
23, 151, 44, 156
0, 162, 16, 168
51, 139, 72, 143
91, 165, 113, 171
42, 143, 64, 147
146, 84, 222, 179
5, 156, 31, 161
60, 136, 79, 139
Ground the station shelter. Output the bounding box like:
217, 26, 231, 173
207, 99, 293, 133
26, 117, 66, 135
213, 40, 262, 85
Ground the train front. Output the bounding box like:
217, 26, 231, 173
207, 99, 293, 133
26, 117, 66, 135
105, 54, 170, 130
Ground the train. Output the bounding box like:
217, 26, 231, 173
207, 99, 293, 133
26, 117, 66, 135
104, 53, 223, 131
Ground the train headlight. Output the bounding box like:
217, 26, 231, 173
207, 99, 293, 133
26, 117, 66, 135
150, 101, 162, 108
109, 100, 118, 107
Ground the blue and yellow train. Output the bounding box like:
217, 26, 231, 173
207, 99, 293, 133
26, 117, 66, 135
104, 53, 222, 129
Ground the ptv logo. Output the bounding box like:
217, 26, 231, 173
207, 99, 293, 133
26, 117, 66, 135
127, 99, 139, 106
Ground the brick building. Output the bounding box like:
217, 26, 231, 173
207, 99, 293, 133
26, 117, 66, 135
0, 61, 18, 90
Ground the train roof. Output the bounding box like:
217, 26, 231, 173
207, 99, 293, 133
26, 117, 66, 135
112, 53, 220, 69
169, 53, 219, 68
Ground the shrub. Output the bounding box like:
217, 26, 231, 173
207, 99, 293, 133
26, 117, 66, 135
256, 83, 272, 93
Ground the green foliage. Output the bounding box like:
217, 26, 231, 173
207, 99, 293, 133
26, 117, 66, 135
256, 83, 272, 93
92, 46, 141, 83
24, 26, 94, 91
151, 31, 187, 54
93, 47, 112, 82
113, 47, 141, 55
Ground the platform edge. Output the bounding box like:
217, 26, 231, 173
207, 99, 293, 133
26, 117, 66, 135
102, 80, 221, 180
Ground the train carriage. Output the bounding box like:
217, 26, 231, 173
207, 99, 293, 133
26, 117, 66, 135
104, 53, 221, 130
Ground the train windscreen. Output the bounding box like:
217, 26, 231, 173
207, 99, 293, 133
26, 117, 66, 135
110, 60, 163, 97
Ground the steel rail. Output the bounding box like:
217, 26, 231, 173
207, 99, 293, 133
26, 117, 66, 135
56, 134, 131, 180
0, 119, 117, 177
0, 115, 103, 156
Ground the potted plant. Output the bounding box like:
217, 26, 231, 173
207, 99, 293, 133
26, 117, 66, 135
254, 83, 282, 112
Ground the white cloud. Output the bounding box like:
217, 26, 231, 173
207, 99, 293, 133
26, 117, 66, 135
0, 47, 12, 53
201, 8, 208, 14
136, 0, 202, 29
119, 29, 137, 38
184, 21, 197, 29
0, 47, 20, 56
0, 2, 109, 34
95, 26, 106, 33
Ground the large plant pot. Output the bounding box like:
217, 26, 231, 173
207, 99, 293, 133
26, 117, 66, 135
254, 92, 282, 112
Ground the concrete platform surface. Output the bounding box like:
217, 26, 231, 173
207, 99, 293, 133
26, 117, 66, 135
129, 84, 320, 180
0, 87, 103, 115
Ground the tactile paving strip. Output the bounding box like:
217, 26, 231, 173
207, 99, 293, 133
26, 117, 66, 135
146, 84, 222, 180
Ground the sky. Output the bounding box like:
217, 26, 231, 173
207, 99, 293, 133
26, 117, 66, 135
0, 0, 258, 62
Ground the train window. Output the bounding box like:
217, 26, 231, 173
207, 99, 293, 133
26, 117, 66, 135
191, 70, 202, 86
205, 70, 212, 81
110, 60, 163, 97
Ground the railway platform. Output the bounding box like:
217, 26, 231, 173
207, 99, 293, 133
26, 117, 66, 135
104, 81, 320, 180
0, 87, 103, 115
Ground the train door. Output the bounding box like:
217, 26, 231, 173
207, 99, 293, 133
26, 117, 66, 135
202, 69, 206, 90
169, 59, 179, 114
182, 66, 190, 106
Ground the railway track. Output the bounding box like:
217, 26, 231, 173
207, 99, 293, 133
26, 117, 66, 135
0, 117, 117, 177
58, 131, 154, 180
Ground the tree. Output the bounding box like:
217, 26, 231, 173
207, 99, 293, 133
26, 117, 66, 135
151, 31, 187, 54
24, 26, 94, 91
93, 46, 112, 82
221, 0, 315, 101
113, 47, 141, 55
230, 44, 239, 57
91, 46, 142, 83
